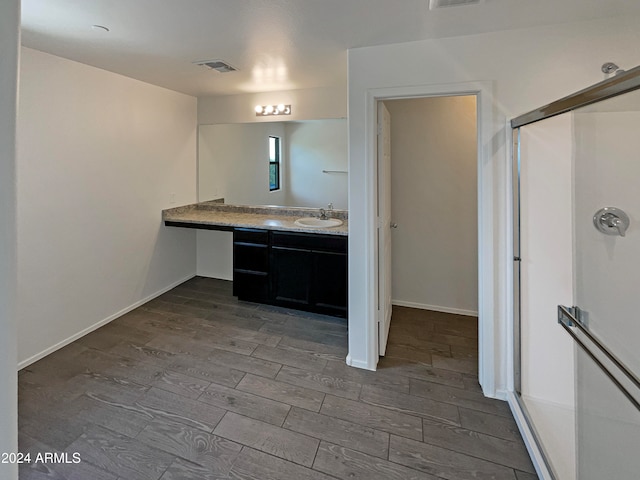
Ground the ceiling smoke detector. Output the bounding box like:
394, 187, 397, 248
193, 60, 238, 73
429, 0, 482, 9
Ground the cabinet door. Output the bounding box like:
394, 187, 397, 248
271, 246, 312, 306
313, 250, 348, 317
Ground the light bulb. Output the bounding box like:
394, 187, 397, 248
255, 105, 263, 114
277, 104, 286, 112
265, 105, 274, 114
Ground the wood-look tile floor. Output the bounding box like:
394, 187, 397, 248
18, 276, 537, 480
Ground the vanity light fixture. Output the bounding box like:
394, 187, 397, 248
255, 104, 291, 116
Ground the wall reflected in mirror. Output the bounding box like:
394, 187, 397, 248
198, 119, 347, 209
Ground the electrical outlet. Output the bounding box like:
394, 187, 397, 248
169, 193, 176, 205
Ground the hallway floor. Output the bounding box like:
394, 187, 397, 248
18, 276, 536, 479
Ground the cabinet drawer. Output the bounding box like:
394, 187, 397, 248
271, 231, 347, 253
233, 228, 269, 244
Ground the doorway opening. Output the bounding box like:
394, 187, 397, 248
376, 95, 480, 375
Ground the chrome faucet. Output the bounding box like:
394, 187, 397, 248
319, 203, 333, 220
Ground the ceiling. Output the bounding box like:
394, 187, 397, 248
21, 0, 640, 97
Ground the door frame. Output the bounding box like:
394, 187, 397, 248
348, 81, 498, 397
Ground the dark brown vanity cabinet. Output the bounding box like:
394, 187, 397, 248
232, 228, 270, 303
233, 228, 347, 318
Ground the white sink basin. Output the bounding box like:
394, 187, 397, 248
295, 217, 343, 228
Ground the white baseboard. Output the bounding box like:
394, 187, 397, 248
17, 273, 196, 370
507, 391, 554, 480
346, 354, 375, 371
392, 299, 478, 317
493, 388, 509, 402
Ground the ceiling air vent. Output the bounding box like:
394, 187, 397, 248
193, 60, 238, 73
429, 0, 482, 9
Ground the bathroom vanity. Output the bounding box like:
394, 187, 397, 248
163, 201, 348, 318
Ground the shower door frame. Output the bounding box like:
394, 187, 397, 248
510, 64, 640, 480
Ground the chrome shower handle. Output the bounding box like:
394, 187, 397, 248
593, 207, 630, 237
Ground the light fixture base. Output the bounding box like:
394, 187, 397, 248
255, 104, 292, 117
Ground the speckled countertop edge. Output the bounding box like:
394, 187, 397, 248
163, 201, 349, 236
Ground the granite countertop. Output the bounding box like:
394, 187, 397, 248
163, 200, 348, 236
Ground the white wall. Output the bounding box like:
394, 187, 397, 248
285, 120, 348, 209
0, 1, 20, 478
385, 96, 477, 316
348, 14, 640, 387
17, 47, 198, 366
519, 113, 576, 480
199, 122, 287, 205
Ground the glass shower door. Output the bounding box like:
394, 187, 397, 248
562, 89, 640, 479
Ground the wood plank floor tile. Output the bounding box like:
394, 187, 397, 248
409, 378, 512, 417
423, 332, 479, 348
61, 370, 150, 404
197, 321, 282, 347
377, 357, 465, 388
236, 373, 325, 412
462, 374, 484, 392
19, 279, 535, 480
389, 434, 518, 480
151, 370, 211, 399
67, 424, 175, 480
515, 470, 540, 480
276, 365, 362, 400
159, 458, 232, 480
451, 344, 479, 359
276, 336, 349, 362
145, 333, 219, 357
383, 343, 434, 364
432, 354, 478, 375
207, 348, 282, 378
142, 299, 213, 318
113, 309, 203, 332
167, 354, 246, 388
313, 441, 439, 480
204, 312, 266, 332
76, 324, 156, 352
422, 418, 536, 473
201, 335, 260, 356
323, 359, 410, 393
320, 395, 423, 441
388, 331, 452, 354
69, 392, 154, 438
252, 344, 328, 372
136, 387, 226, 433
106, 341, 176, 366
360, 384, 460, 425
19, 446, 118, 480
284, 406, 390, 459
459, 407, 523, 442
200, 383, 291, 426
137, 419, 242, 474
214, 412, 319, 467
259, 322, 348, 348
228, 447, 336, 480
434, 322, 478, 339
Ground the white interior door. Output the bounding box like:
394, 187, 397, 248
377, 101, 392, 355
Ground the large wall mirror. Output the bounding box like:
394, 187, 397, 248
198, 119, 348, 209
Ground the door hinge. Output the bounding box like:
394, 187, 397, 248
513, 256, 521, 262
